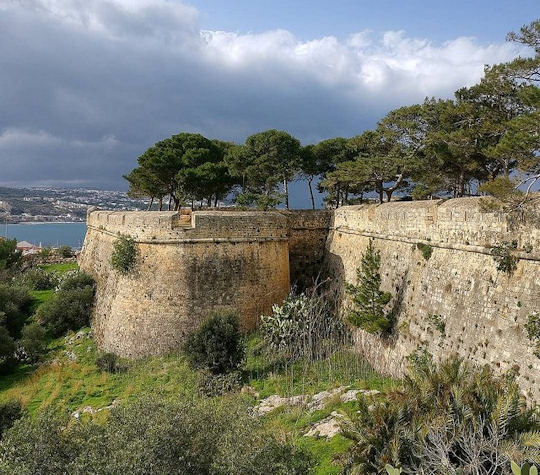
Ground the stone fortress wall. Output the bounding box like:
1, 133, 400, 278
79, 198, 539, 399
326, 198, 539, 402
79, 209, 327, 357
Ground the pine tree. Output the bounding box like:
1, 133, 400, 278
346, 239, 392, 334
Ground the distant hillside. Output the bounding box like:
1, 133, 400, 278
0, 187, 146, 223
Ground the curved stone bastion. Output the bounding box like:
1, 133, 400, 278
79, 209, 297, 357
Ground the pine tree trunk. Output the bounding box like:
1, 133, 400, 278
308, 178, 315, 210
147, 197, 154, 211
284, 178, 289, 209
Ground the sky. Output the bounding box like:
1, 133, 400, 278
0, 0, 537, 207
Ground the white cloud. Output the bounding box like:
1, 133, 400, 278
0, 0, 526, 193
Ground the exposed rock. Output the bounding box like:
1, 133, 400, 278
64, 350, 77, 361
254, 394, 307, 415
307, 387, 345, 411
304, 411, 346, 439
340, 389, 380, 403
72, 399, 119, 420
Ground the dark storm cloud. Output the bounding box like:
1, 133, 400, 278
0, 1, 518, 191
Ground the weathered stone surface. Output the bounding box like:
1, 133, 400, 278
254, 394, 308, 415
326, 197, 540, 403
306, 387, 345, 411
304, 411, 345, 438
79, 210, 297, 358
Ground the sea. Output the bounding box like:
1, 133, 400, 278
0, 222, 87, 249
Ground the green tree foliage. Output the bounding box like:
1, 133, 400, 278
36, 272, 95, 337
0, 237, 21, 271
226, 129, 301, 209
110, 235, 136, 275
184, 310, 245, 374
342, 356, 540, 473
125, 133, 235, 210
346, 240, 392, 334
0, 396, 312, 474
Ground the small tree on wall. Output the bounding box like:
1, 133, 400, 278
346, 239, 393, 334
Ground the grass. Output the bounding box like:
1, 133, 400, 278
39, 262, 78, 274
243, 334, 397, 398
0, 261, 397, 473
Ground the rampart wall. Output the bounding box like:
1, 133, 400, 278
79, 210, 292, 357
326, 198, 539, 402
80, 198, 539, 400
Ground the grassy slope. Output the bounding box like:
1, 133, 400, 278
0, 262, 397, 473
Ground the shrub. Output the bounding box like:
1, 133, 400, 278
96, 352, 127, 374
342, 356, 540, 473
260, 285, 348, 362
56, 270, 94, 291
17, 267, 58, 290
491, 240, 519, 275
0, 284, 32, 337
197, 370, 242, 397
0, 237, 21, 270
37, 286, 95, 337
56, 245, 73, 258
0, 401, 23, 439
111, 235, 136, 274
184, 310, 244, 374
18, 322, 47, 364
0, 326, 16, 372
346, 239, 393, 334
416, 242, 433, 260
0, 395, 312, 474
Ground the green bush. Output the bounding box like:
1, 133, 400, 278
37, 287, 95, 337
18, 322, 47, 364
184, 310, 245, 374
56, 245, 74, 258
0, 401, 23, 439
17, 267, 58, 290
261, 286, 348, 362
0, 326, 16, 373
96, 352, 127, 374
342, 356, 540, 473
197, 370, 242, 397
416, 242, 433, 260
111, 235, 137, 274
0, 284, 33, 337
57, 270, 95, 291
0, 396, 312, 474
